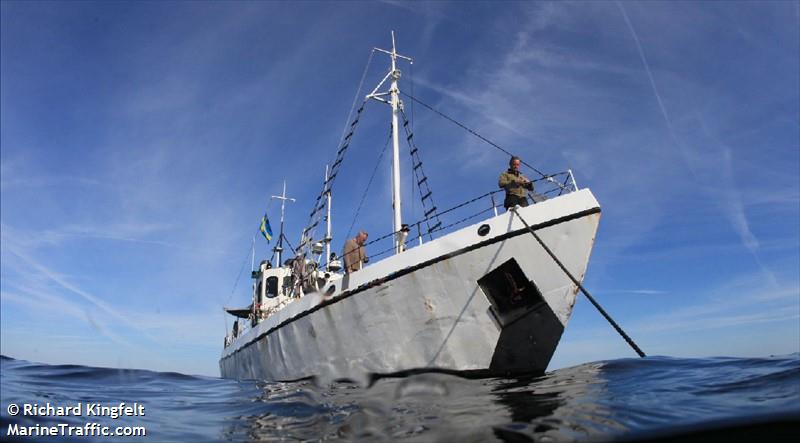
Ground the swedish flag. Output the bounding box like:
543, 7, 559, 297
259, 213, 273, 242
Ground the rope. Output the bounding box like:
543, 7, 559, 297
345, 127, 392, 241
510, 207, 646, 358
337, 49, 375, 150
281, 233, 296, 255
436, 189, 502, 219
223, 235, 255, 333
432, 207, 495, 233
409, 58, 415, 132
299, 50, 378, 257
400, 91, 548, 179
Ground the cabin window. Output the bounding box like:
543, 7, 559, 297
478, 258, 544, 316
266, 276, 279, 298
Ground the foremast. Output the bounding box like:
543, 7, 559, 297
367, 31, 413, 254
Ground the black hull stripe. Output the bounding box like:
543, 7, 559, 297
221, 206, 601, 363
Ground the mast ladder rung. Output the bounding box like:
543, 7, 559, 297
424, 206, 437, 217
413, 162, 423, 171
421, 191, 432, 201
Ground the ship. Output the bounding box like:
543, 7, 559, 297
220, 34, 601, 381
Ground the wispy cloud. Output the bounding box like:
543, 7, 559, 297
1, 289, 133, 347
0, 221, 226, 254
3, 244, 150, 337
634, 280, 799, 334
601, 289, 668, 296
616, 0, 678, 145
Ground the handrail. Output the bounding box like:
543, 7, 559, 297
319, 169, 579, 270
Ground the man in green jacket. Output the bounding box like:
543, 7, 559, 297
498, 156, 533, 209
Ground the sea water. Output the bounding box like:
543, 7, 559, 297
1, 354, 798, 442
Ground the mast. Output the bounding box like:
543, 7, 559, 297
389, 33, 403, 254
271, 181, 295, 266
367, 31, 412, 254
325, 165, 332, 266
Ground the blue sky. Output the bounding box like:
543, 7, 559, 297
1, 1, 798, 377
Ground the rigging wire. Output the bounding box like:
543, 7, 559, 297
408, 60, 417, 223
400, 91, 548, 179
345, 126, 392, 241
280, 233, 296, 256
297, 50, 377, 255
409, 58, 415, 133
336, 50, 376, 156
223, 235, 255, 333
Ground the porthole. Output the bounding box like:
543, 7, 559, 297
477, 224, 491, 236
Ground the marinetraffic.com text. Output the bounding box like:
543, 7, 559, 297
5, 402, 147, 438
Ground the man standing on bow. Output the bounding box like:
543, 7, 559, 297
498, 156, 534, 209
342, 230, 369, 274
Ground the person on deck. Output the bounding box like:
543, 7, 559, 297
498, 156, 533, 209
342, 231, 369, 274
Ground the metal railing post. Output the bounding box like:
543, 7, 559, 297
568, 169, 579, 191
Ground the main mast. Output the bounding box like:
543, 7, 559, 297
368, 31, 412, 254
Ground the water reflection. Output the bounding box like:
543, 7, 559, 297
218, 356, 800, 442
226, 365, 610, 442
488, 363, 614, 442
3, 355, 796, 442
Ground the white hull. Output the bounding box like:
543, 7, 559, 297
220, 189, 600, 381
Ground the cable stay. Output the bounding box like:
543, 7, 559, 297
400, 91, 573, 192
345, 127, 393, 241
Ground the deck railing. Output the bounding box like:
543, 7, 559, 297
325, 169, 579, 267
